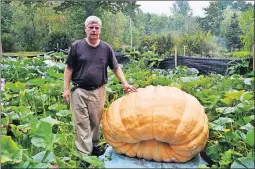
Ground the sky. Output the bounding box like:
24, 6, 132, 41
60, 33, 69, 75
136, 1, 253, 17
136, 1, 210, 17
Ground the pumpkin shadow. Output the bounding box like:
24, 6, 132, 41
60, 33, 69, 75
200, 150, 214, 167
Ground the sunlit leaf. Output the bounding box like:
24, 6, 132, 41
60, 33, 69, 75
4, 82, 26, 92
28, 78, 46, 86
240, 92, 253, 102
1, 136, 23, 164
240, 123, 254, 131
41, 116, 62, 126
48, 103, 67, 111
56, 110, 71, 117
219, 149, 233, 166
209, 122, 225, 131
213, 117, 234, 125
216, 107, 239, 114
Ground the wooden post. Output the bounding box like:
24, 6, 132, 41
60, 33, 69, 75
253, 43, 255, 71
130, 18, 132, 48
0, 42, 2, 56
175, 46, 178, 67
183, 45, 186, 56
0, 42, 2, 58
0, 42, 2, 83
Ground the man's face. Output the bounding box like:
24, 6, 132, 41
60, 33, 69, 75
85, 23, 101, 40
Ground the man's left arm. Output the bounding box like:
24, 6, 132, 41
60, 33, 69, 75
113, 66, 137, 94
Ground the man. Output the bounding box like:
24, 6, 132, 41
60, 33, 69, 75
63, 16, 137, 156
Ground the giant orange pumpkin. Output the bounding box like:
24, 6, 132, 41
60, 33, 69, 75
102, 85, 209, 162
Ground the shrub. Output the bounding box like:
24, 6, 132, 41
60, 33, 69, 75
139, 33, 173, 57
232, 51, 254, 58
1, 33, 16, 52
44, 31, 72, 51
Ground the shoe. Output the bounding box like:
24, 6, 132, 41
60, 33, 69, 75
91, 145, 105, 157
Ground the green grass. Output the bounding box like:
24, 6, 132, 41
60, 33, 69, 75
3, 51, 44, 57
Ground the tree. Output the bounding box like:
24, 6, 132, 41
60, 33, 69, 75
54, 1, 139, 19
238, 10, 254, 51
198, 1, 253, 37
226, 13, 243, 51
10, 1, 69, 51
232, 1, 253, 12
1, 1, 13, 34
170, 1, 192, 16
53, 1, 139, 40
144, 14, 152, 35
220, 6, 241, 40
197, 1, 227, 36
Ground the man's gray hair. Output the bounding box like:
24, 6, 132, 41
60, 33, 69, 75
84, 16, 102, 27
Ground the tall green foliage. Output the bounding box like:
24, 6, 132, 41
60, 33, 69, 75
226, 13, 243, 51
1, 1, 13, 34
139, 33, 173, 57
170, 1, 192, 16
238, 10, 254, 51
44, 31, 72, 51
220, 6, 241, 40
198, 1, 253, 37
1, 33, 16, 52
10, 1, 68, 51
100, 11, 127, 49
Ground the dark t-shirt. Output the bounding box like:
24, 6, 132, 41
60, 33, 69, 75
65, 39, 118, 89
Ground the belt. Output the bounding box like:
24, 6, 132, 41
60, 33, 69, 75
71, 82, 101, 92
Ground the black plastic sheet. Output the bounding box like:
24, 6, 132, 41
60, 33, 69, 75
156, 56, 253, 75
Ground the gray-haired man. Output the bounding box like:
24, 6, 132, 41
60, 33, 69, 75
63, 16, 137, 156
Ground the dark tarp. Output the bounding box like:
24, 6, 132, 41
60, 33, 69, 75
156, 56, 253, 75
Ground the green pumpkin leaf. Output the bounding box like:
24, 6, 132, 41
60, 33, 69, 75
29, 162, 50, 168
12, 161, 30, 168
209, 122, 225, 131
32, 150, 56, 163
4, 82, 26, 92
240, 123, 254, 131
221, 90, 245, 105
72, 150, 104, 168
236, 115, 254, 126
213, 117, 234, 125
56, 110, 71, 117
41, 116, 62, 126
1, 136, 23, 164
232, 130, 246, 140
55, 63, 65, 70
47, 69, 63, 79
219, 149, 232, 166
225, 90, 245, 100
1, 117, 9, 125
31, 122, 53, 150
28, 78, 46, 86
240, 92, 253, 102
48, 103, 67, 111
244, 129, 254, 147
206, 144, 220, 162
231, 153, 254, 168
216, 107, 239, 115
10, 124, 23, 138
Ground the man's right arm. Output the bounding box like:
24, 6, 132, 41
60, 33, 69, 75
63, 65, 72, 104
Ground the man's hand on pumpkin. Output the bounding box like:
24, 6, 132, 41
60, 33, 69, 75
123, 83, 137, 94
